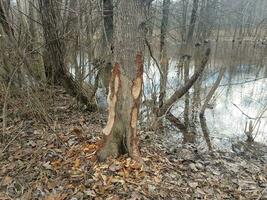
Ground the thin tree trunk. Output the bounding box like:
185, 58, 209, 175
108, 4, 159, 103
187, 0, 199, 45
28, 0, 37, 51
159, 0, 170, 108
183, 55, 191, 141
97, 0, 113, 94
182, 0, 199, 142
199, 66, 226, 151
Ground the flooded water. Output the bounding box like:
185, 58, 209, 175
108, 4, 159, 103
70, 49, 267, 148
143, 59, 267, 147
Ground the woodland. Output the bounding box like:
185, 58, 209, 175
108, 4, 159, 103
0, 0, 267, 199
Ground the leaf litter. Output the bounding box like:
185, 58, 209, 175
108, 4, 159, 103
0, 87, 266, 199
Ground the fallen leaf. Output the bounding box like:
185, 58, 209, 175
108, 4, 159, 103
2, 176, 12, 186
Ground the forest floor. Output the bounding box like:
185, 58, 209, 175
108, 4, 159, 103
0, 87, 266, 200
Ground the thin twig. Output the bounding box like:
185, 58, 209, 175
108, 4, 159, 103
256, 186, 267, 200
145, 38, 164, 78
232, 103, 266, 119
2, 125, 25, 153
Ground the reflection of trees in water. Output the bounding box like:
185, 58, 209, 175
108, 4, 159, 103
142, 39, 267, 146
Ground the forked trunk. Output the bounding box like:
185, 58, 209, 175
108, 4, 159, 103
97, 0, 146, 162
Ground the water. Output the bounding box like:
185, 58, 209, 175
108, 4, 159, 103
143, 60, 267, 146
69, 55, 267, 147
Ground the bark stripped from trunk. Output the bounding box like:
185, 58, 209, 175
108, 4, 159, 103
103, 63, 120, 136
97, 0, 146, 162
128, 53, 143, 159
97, 53, 144, 162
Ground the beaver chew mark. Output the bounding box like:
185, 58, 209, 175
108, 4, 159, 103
131, 107, 138, 128
132, 77, 142, 99
103, 64, 120, 135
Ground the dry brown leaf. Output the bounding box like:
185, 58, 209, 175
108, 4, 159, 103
72, 158, 80, 170
2, 176, 13, 186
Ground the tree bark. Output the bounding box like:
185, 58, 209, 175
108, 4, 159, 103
180, 0, 199, 141
39, 0, 96, 110
97, 0, 146, 162
199, 66, 226, 151
0, 0, 14, 38
159, 0, 171, 108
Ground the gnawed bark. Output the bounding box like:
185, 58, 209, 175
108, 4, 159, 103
103, 63, 120, 136
97, 0, 147, 162
97, 53, 144, 162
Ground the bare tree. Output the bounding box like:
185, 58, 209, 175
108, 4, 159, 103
38, 0, 96, 110
159, 0, 171, 108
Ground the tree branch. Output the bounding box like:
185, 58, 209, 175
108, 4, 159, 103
158, 47, 211, 117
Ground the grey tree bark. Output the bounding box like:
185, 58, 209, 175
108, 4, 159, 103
159, 0, 171, 109
38, 0, 96, 110
97, 0, 147, 162
199, 66, 226, 150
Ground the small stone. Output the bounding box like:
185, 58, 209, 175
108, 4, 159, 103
84, 179, 94, 186
196, 163, 204, 170
189, 163, 198, 172
148, 184, 156, 194
43, 161, 52, 170
188, 182, 198, 188
84, 189, 96, 197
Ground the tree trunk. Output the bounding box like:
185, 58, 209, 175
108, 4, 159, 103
180, 0, 199, 142
39, 0, 65, 85
158, 47, 210, 117
199, 66, 226, 151
97, 0, 146, 162
39, 0, 96, 110
183, 55, 190, 132
159, 0, 171, 108
244, 121, 254, 143
191, 44, 203, 123
187, 0, 199, 45
28, 0, 37, 51
0, 0, 14, 38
